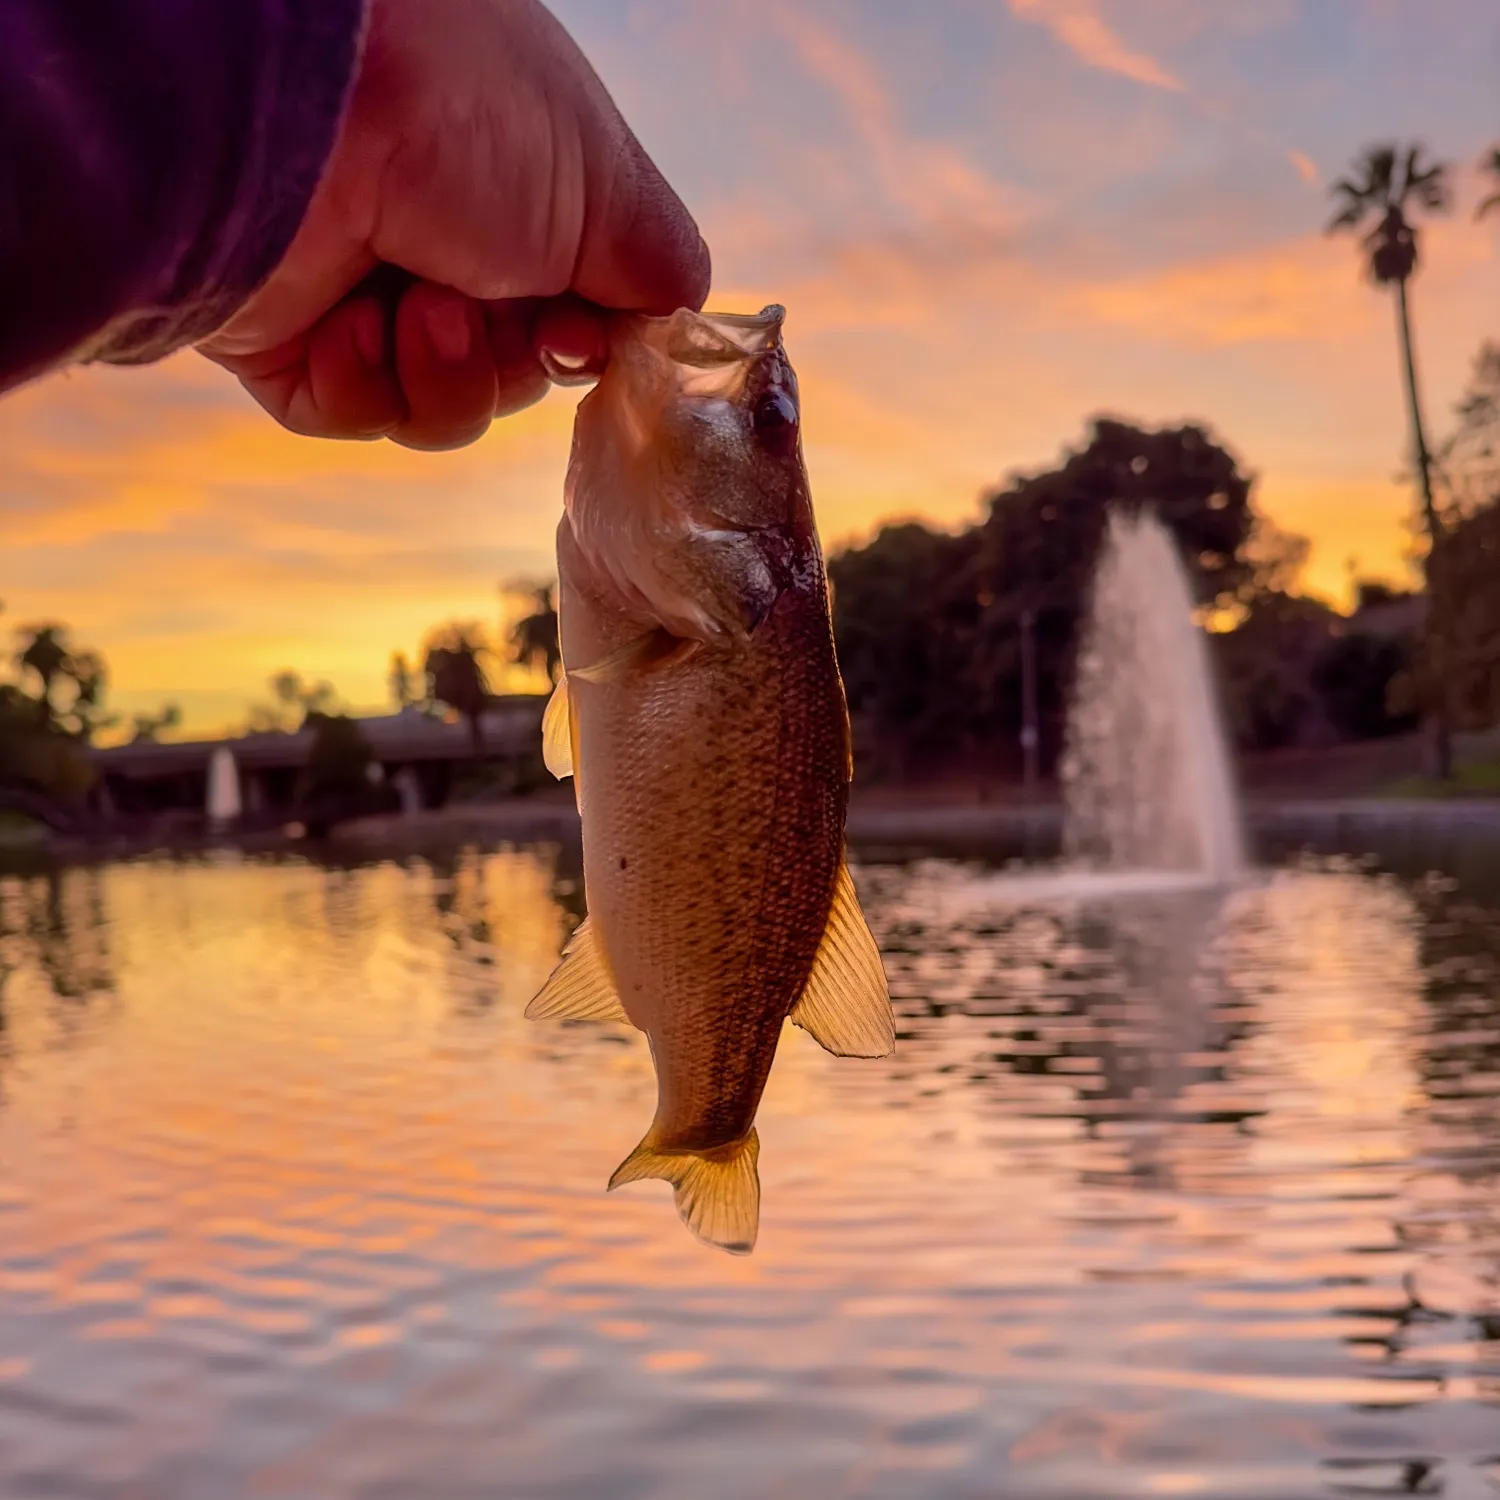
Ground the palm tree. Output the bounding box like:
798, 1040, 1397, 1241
131, 703, 182, 744
388, 651, 417, 709
1327, 142, 1453, 777
264, 670, 337, 729
15, 624, 73, 725
509, 585, 561, 685
1478, 145, 1500, 220
63, 650, 114, 742
423, 624, 492, 760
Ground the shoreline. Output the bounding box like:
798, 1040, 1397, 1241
10, 789, 1500, 871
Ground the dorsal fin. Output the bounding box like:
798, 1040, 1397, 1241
525, 918, 631, 1025
789, 859, 894, 1058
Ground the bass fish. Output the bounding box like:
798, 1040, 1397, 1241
527, 304, 893, 1255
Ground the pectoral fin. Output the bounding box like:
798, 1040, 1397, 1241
541, 672, 576, 781
525, 918, 631, 1025
570, 630, 700, 685
789, 859, 894, 1059
608, 1129, 761, 1255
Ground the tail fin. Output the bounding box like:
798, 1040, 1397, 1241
608, 1129, 761, 1255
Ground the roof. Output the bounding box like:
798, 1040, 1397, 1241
1349, 593, 1427, 640
92, 698, 548, 779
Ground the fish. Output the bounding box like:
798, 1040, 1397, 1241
526, 303, 893, 1255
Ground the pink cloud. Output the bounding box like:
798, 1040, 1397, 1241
1008, 0, 1184, 92
1288, 149, 1320, 185
766, 5, 1034, 238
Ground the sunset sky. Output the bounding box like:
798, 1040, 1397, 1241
3, 0, 1497, 735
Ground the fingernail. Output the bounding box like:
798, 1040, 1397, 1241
424, 299, 473, 363
353, 305, 385, 368
539, 347, 605, 387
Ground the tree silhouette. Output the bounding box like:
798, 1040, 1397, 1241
1441, 341, 1500, 514
246, 670, 339, 732
388, 651, 416, 709
423, 623, 491, 760
61, 650, 114, 742
1327, 142, 1453, 776
130, 703, 182, 744
1442, 498, 1500, 731
509, 584, 561, 685
10, 625, 114, 740
1477, 145, 1500, 221
829, 417, 1292, 776
15, 624, 71, 723
1435, 348, 1500, 733
297, 712, 386, 835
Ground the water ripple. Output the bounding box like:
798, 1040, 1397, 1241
0, 848, 1498, 1496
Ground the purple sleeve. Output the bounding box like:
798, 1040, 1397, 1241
0, 0, 366, 394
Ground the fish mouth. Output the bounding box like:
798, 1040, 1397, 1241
543, 307, 787, 391
647, 305, 786, 367
694, 305, 786, 354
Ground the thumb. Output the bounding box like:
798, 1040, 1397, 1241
571, 127, 711, 316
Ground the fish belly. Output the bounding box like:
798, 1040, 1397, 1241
567, 581, 846, 1152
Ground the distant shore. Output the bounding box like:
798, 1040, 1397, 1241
308, 788, 1500, 882
326, 789, 1500, 849
7, 777, 1500, 874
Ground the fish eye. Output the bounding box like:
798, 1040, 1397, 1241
752, 388, 799, 446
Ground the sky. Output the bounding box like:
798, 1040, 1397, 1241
2, 0, 1497, 735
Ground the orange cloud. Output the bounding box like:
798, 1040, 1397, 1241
1008, 0, 1184, 91
0, 355, 582, 730
1075, 213, 1493, 350
0, 358, 579, 551
1070, 235, 1368, 345
7, 0, 1493, 741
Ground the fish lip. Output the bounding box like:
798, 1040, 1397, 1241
625, 305, 786, 362
701, 305, 786, 335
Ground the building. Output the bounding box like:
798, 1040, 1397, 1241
88, 698, 548, 829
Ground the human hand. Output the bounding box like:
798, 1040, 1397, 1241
198, 0, 709, 449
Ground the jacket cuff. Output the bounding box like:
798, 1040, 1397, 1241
96, 0, 368, 365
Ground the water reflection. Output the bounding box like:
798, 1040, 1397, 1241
0, 849, 1497, 1497
0, 869, 117, 1105
1, 867, 116, 1005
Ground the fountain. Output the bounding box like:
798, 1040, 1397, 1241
205, 745, 242, 829
957, 504, 1246, 909
1060, 506, 1245, 884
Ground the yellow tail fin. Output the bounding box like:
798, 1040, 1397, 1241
608, 1129, 761, 1255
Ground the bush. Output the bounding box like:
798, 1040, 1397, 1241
1313, 633, 1419, 741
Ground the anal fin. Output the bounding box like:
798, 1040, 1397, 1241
789, 858, 894, 1059
608, 1128, 761, 1255
525, 918, 631, 1025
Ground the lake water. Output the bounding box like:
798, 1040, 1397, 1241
2, 841, 1499, 1499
